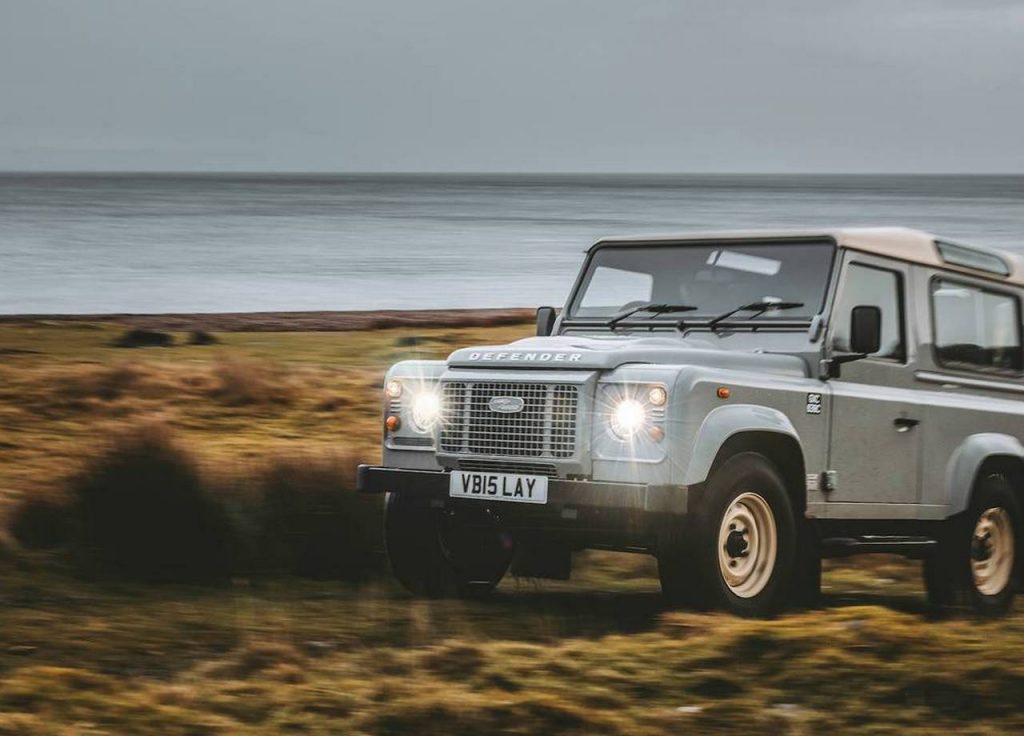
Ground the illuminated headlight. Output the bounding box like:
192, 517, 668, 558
610, 399, 647, 439
410, 390, 443, 433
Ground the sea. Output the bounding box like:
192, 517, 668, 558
1, 173, 1023, 315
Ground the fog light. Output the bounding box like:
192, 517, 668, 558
610, 399, 646, 439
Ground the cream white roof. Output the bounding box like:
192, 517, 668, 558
593, 227, 1024, 286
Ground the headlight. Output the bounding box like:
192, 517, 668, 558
610, 398, 647, 439
410, 390, 442, 433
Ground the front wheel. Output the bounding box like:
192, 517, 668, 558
660, 452, 797, 616
924, 474, 1019, 616
384, 492, 513, 598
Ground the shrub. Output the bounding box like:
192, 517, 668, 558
5, 429, 385, 585
254, 454, 384, 581
112, 329, 174, 348
187, 330, 219, 346
69, 425, 233, 584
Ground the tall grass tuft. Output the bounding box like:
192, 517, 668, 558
208, 358, 293, 406
57, 363, 145, 403
69, 424, 233, 584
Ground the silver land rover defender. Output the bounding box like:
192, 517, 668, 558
358, 227, 1024, 616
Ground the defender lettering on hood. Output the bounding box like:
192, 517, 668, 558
448, 335, 807, 373
467, 351, 583, 363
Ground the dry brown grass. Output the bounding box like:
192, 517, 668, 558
0, 321, 531, 507
4, 319, 1024, 734
0, 593, 1022, 735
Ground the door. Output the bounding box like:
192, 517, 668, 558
826, 255, 922, 507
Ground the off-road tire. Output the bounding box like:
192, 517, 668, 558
660, 452, 797, 617
384, 492, 513, 598
924, 474, 1020, 617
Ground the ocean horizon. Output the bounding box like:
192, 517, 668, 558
2, 172, 1023, 315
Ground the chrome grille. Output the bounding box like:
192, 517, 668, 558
456, 459, 558, 477
440, 382, 579, 459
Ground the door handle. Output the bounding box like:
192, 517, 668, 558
893, 417, 920, 432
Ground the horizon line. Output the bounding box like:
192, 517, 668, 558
1, 169, 1023, 177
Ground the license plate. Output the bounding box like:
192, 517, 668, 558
449, 471, 548, 504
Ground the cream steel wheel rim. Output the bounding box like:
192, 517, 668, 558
971, 507, 1015, 597
718, 492, 777, 598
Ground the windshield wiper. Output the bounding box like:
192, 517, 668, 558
607, 303, 698, 330
706, 298, 805, 332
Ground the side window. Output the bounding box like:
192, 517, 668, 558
832, 263, 905, 361
932, 279, 1022, 373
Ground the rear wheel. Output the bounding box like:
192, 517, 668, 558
924, 474, 1019, 616
659, 452, 797, 616
384, 492, 513, 598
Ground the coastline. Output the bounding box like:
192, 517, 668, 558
0, 307, 535, 332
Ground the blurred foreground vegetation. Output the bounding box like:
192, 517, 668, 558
1, 321, 1024, 734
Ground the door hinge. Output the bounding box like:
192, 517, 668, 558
822, 470, 838, 493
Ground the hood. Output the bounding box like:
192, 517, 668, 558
446, 334, 808, 376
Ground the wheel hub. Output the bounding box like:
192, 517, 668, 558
717, 492, 778, 599
724, 529, 750, 559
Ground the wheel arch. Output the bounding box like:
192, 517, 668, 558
682, 404, 807, 517
946, 433, 1024, 517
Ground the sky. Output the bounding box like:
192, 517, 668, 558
1, 0, 1023, 173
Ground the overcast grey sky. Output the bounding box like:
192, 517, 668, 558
1, 0, 1022, 173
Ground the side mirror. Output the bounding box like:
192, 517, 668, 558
824, 304, 882, 379
849, 305, 882, 356
536, 306, 557, 337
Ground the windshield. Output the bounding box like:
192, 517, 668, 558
568, 240, 835, 324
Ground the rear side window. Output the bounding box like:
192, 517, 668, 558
931, 279, 1022, 373
832, 263, 905, 361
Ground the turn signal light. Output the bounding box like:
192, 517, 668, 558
717, 386, 731, 399
385, 415, 401, 431
648, 426, 665, 443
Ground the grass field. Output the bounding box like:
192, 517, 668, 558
2, 320, 1024, 734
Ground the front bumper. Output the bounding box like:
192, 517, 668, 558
358, 466, 688, 517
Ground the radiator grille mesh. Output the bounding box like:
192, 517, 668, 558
439, 382, 578, 459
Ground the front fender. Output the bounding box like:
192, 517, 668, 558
680, 404, 801, 486
945, 433, 1024, 516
